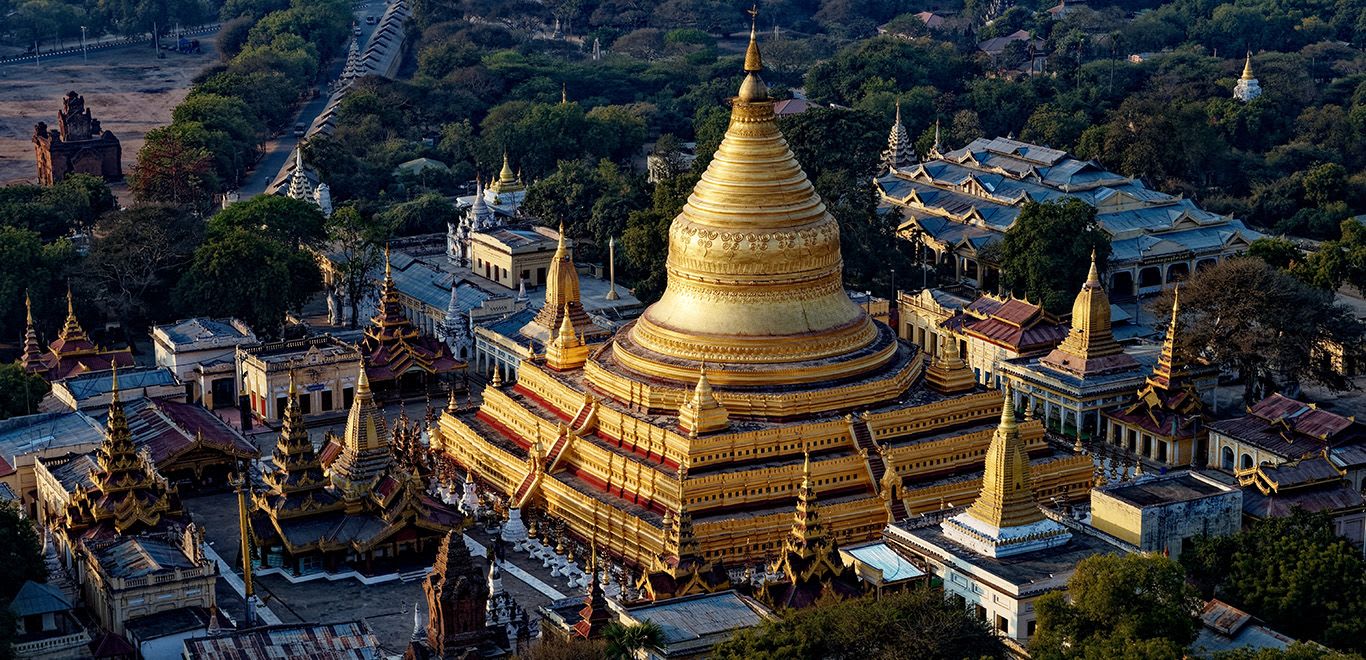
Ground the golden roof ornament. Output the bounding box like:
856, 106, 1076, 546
678, 363, 729, 436
1241, 51, 1254, 80
1040, 248, 1136, 377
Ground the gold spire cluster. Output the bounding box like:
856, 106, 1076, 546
1241, 51, 1255, 80
330, 365, 392, 501
962, 394, 1042, 530
617, 17, 885, 390
545, 307, 588, 371
1040, 250, 1137, 377
260, 371, 331, 508
489, 150, 524, 195
925, 334, 975, 394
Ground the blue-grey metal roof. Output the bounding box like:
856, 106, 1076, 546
7, 580, 72, 617
61, 367, 179, 403
842, 542, 926, 582
0, 411, 104, 468
93, 536, 197, 579
624, 591, 770, 645
155, 318, 251, 346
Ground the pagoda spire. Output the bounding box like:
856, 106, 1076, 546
678, 364, 728, 436
1147, 286, 1186, 391
925, 331, 975, 393
881, 98, 914, 172
940, 389, 1071, 558
738, 5, 767, 102
261, 369, 327, 497
1040, 249, 1136, 377
1234, 50, 1262, 101
573, 546, 611, 639
545, 305, 588, 371
330, 363, 391, 496
20, 291, 45, 372
532, 223, 586, 334
53, 284, 92, 351
1241, 50, 1254, 80
786, 448, 827, 553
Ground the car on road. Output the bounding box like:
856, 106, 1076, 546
365, 15, 376, 24
293, 123, 306, 137
353, 26, 362, 36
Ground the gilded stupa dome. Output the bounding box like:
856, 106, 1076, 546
610, 22, 900, 393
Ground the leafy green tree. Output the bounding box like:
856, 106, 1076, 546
1182, 510, 1366, 654
1214, 643, 1365, 660
522, 158, 648, 249
376, 193, 457, 237
805, 37, 969, 107
995, 199, 1111, 314
0, 226, 72, 341
1247, 237, 1303, 272
1031, 553, 1200, 660
131, 125, 219, 212
1168, 257, 1363, 404
82, 205, 204, 325
713, 589, 1004, 660
603, 620, 664, 660
209, 196, 327, 248
0, 363, 50, 420
0, 500, 46, 598
1296, 219, 1366, 295
174, 229, 321, 338
325, 207, 384, 329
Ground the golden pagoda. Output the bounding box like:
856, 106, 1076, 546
756, 450, 864, 609
1039, 251, 1138, 377
940, 392, 1071, 557
489, 151, 525, 196
22, 287, 132, 381
924, 332, 975, 394
433, 14, 1092, 571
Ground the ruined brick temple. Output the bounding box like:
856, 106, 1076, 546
33, 91, 122, 185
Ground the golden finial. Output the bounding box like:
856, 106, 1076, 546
24, 290, 33, 324
287, 367, 297, 397
110, 361, 121, 403
1086, 248, 1100, 285
743, 4, 763, 73
384, 243, 392, 279
1241, 51, 1254, 80
1000, 386, 1017, 431
66, 283, 75, 318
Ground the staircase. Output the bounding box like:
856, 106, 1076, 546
543, 432, 572, 472
888, 497, 909, 521
512, 470, 539, 507
849, 416, 886, 485
568, 401, 594, 433
399, 567, 431, 582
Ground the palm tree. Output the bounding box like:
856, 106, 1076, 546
602, 620, 664, 660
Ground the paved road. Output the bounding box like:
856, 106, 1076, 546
238, 3, 386, 198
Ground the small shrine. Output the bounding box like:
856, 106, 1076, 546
33, 91, 123, 184
22, 290, 133, 382
362, 247, 466, 398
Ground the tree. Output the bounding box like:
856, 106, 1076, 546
713, 589, 1004, 660
82, 205, 204, 325
131, 125, 219, 211
209, 195, 327, 248
326, 206, 384, 329
603, 621, 664, 660
995, 199, 1111, 314
0, 363, 50, 420
1247, 237, 1303, 272
0, 500, 46, 600
174, 229, 321, 339
0, 226, 73, 341
1167, 258, 1364, 404
1182, 510, 1366, 654
1031, 553, 1200, 660
376, 193, 458, 237
1295, 219, 1366, 296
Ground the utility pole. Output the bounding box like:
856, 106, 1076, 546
232, 469, 258, 627
81, 25, 87, 61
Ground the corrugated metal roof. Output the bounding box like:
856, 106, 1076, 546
842, 542, 925, 582
624, 591, 770, 645
7, 580, 72, 617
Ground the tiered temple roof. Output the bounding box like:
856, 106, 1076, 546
361, 247, 464, 386
250, 365, 463, 572
881, 100, 915, 172
63, 368, 185, 544
1104, 288, 1205, 442
22, 289, 133, 381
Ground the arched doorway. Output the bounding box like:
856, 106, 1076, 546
1167, 262, 1190, 283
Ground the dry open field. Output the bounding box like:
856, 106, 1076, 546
0, 39, 219, 187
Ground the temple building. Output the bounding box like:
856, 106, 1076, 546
49, 369, 189, 565
940, 293, 1068, 387
21, 290, 133, 382
1001, 253, 1147, 440
886, 393, 1124, 645
236, 334, 364, 425
1102, 288, 1212, 467
249, 368, 463, 576
879, 136, 1262, 298
153, 317, 258, 411
33, 91, 123, 184
361, 248, 465, 397
433, 24, 1093, 571
1233, 52, 1262, 102
79, 525, 217, 635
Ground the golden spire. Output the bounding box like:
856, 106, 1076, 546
1148, 285, 1185, 390
784, 446, 827, 553
20, 290, 44, 371
491, 363, 504, 387
678, 363, 729, 436
499, 151, 515, 183
619, 8, 882, 393
744, 5, 762, 73
25, 290, 34, 325
109, 361, 121, 404
561, 82, 568, 105
1241, 51, 1254, 80
546, 305, 589, 371
1040, 249, 1135, 377
532, 223, 584, 334
384, 243, 392, 280
963, 390, 1044, 530
925, 332, 975, 394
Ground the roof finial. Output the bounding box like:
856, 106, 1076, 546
66, 283, 75, 318
287, 367, 297, 397
1086, 248, 1100, 285
561, 82, 568, 105
110, 361, 121, 403
894, 97, 901, 126
744, 5, 762, 73
1241, 50, 1254, 80
384, 243, 392, 279
25, 290, 33, 325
